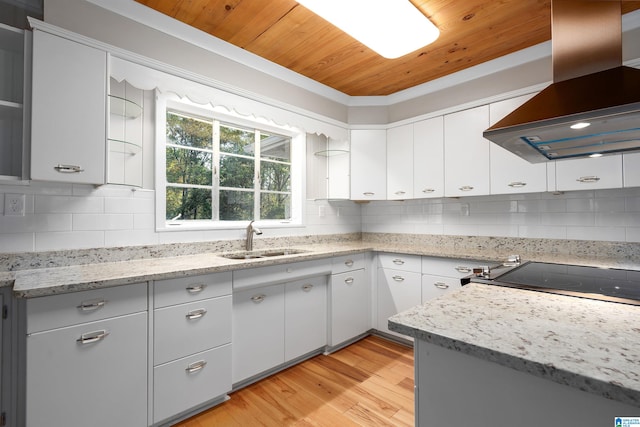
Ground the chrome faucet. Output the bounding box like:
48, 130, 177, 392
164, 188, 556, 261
245, 220, 263, 251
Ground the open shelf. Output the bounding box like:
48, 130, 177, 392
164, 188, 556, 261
314, 149, 349, 157
108, 138, 142, 155
109, 95, 143, 119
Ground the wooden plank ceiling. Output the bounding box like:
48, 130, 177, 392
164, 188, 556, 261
134, 0, 640, 96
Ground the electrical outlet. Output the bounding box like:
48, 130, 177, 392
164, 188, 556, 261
4, 194, 25, 216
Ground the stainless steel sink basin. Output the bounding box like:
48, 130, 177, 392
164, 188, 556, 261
219, 248, 308, 260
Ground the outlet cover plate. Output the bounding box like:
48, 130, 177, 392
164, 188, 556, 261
4, 193, 25, 216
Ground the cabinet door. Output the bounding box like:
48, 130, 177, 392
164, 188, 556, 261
421, 274, 462, 303
623, 152, 640, 188
489, 95, 549, 194
444, 106, 491, 196
284, 276, 327, 361
377, 268, 421, 339
26, 313, 147, 427
350, 129, 387, 200
414, 116, 445, 198
232, 284, 284, 384
329, 269, 369, 346
555, 155, 622, 191
387, 124, 414, 199
31, 30, 107, 184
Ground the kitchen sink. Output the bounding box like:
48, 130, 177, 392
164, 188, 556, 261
219, 248, 309, 260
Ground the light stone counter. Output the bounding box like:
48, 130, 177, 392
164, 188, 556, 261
388, 282, 640, 408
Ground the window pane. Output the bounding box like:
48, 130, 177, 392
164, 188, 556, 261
220, 190, 253, 220
261, 193, 291, 220
166, 187, 212, 220
220, 124, 255, 156
260, 161, 291, 191
261, 133, 291, 161
166, 147, 212, 185
167, 112, 212, 149
220, 155, 254, 188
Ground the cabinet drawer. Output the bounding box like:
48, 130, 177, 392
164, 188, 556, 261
421, 257, 490, 278
378, 253, 422, 273
26, 312, 148, 427
421, 274, 462, 303
26, 282, 147, 334
154, 344, 232, 424
154, 272, 232, 308
232, 258, 330, 291
332, 253, 366, 274
154, 295, 232, 365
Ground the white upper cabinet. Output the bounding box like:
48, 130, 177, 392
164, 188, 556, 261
489, 94, 549, 194
555, 155, 623, 191
350, 129, 387, 200
387, 124, 414, 199
623, 152, 640, 188
444, 105, 490, 196
31, 29, 107, 184
413, 116, 445, 198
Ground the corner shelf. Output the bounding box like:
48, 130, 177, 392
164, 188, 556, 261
314, 149, 349, 157
108, 138, 142, 155
109, 94, 143, 119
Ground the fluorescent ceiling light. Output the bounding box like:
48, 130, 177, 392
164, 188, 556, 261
296, 0, 439, 59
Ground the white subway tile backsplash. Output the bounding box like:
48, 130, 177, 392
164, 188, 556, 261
566, 226, 626, 242
518, 225, 567, 240
73, 214, 134, 231
35, 195, 104, 214
35, 231, 105, 251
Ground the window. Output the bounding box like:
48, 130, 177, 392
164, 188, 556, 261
157, 99, 302, 230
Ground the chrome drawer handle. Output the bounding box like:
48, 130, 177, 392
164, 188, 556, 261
186, 308, 207, 319
434, 282, 449, 290
186, 360, 207, 373
422, 188, 435, 193
344, 259, 354, 267
77, 299, 107, 312
459, 185, 474, 191
251, 294, 266, 303
392, 258, 405, 265
302, 284, 314, 292
363, 192, 375, 196
455, 266, 471, 273
394, 190, 406, 195
186, 284, 206, 294
392, 275, 405, 282
508, 181, 527, 188
54, 164, 84, 173
344, 277, 354, 285
577, 176, 600, 183
77, 330, 109, 345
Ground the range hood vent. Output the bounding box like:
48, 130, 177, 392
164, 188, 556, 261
483, 1, 640, 163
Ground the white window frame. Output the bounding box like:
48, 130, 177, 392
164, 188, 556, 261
155, 94, 304, 231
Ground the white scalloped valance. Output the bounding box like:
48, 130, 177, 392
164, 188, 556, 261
110, 57, 348, 141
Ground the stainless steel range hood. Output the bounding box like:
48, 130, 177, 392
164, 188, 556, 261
483, 1, 640, 163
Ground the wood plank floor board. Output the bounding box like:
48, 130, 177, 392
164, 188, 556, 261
174, 336, 414, 426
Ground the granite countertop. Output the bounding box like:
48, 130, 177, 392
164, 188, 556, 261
388, 283, 640, 408
7, 234, 640, 298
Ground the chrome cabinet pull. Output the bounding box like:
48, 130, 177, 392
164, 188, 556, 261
508, 181, 527, 188
77, 330, 109, 344
392, 258, 405, 265
302, 284, 313, 292
186, 284, 206, 294
434, 282, 449, 290
455, 266, 471, 273
394, 190, 406, 195
251, 294, 266, 303
422, 188, 435, 193
186, 308, 207, 319
392, 275, 405, 282
77, 299, 107, 312
577, 176, 600, 183
459, 185, 474, 191
344, 277, 354, 285
54, 164, 84, 173
186, 360, 207, 373
344, 259, 354, 267
363, 192, 375, 196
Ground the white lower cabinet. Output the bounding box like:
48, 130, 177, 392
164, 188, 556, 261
284, 277, 327, 361
376, 254, 422, 339
421, 274, 462, 302
329, 268, 369, 346
26, 312, 148, 427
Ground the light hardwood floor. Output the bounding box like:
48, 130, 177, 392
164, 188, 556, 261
175, 335, 415, 426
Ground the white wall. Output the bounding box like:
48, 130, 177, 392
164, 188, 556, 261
362, 188, 640, 243
0, 182, 361, 253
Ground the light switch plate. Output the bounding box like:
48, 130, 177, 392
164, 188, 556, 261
4, 193, 26, 216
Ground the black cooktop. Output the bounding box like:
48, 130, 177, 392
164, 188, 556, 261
474, 261, 640, 306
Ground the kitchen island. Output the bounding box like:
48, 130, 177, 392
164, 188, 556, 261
389, 282, 640, 426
